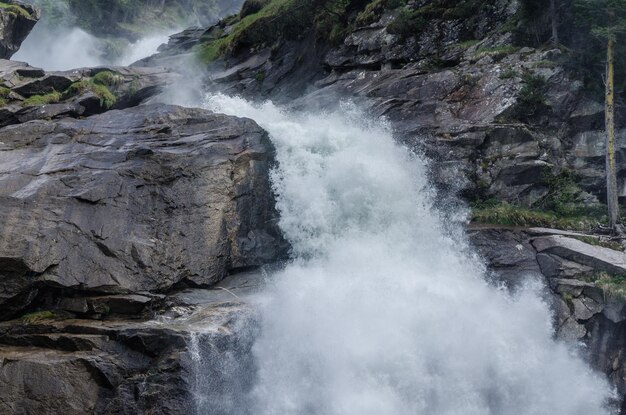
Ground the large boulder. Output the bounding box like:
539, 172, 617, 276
0, 1, 39, 59
0, 104, 286, 319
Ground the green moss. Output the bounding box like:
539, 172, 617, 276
22, 91, 62, 107
66, 80, 116, 109
20, 310, 56, 323
196, 0, 305, 63
0, 86, 10, 106
0, 2, 32, 19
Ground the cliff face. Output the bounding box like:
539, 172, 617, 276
0, 0, 39, 58
184, 0, 611, 213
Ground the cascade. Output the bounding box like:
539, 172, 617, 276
202, 94, 616, 415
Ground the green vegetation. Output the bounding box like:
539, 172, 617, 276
197, 0, 308, 63
453, 39, 481, 49
196, 0, 495, 62
63, 70, 121, 109
356, 0, 404, 27
66, 80, 116, 109
22, 91, 62, 107
592, 272, 626, 299
92, 70, 124, 87
20, 310, 56, 323
0, 70, 121, 109
0, 86, 10, 107
387, 8, 427, 37
0, 2, 33, 19
505, 72, 548, 121
572, 235, 624, 251
471, 45, 519, 61
533, 60, 558, 69
471, 168, 616, 232
499, 68, 518, 79
471, 201, 606, 231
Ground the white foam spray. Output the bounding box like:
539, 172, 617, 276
13, 26, 105, 70
204, 93, 616, 415
114, 33, 172, 66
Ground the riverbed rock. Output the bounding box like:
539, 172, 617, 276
0, 104, 286, 319
0, 301, 254, 415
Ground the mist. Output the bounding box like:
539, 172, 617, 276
13, 25, 104, 70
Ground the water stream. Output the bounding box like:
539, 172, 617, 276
202, 94, 616, 414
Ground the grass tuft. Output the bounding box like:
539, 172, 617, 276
20, 310, 56, 324
22, 91, 62, 107
471, 201, 606, 232
593, 272, 626, 299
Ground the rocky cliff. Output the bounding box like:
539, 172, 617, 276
156, 0, 616, 218
0, 0, 39, 58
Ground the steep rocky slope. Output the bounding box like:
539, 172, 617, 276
151, 0, 614, 215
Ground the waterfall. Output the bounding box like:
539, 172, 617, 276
203, 94, 616, 415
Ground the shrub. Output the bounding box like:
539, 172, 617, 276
505, 72, 549, 121
387, 9, 427, 37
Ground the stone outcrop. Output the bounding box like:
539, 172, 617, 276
469, 226, 626, 410
0, 59, 177, 127
0, 103, 286, 320
0, 299, 256, 414
0, 1, 39, 59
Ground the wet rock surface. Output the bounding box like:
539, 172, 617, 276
0, 103, 285, 319
0, 301, 256, 415
469, 226, 626, 401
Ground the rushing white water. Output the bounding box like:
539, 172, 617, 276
204, 94, 616, 415
114, 33, 173, 66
